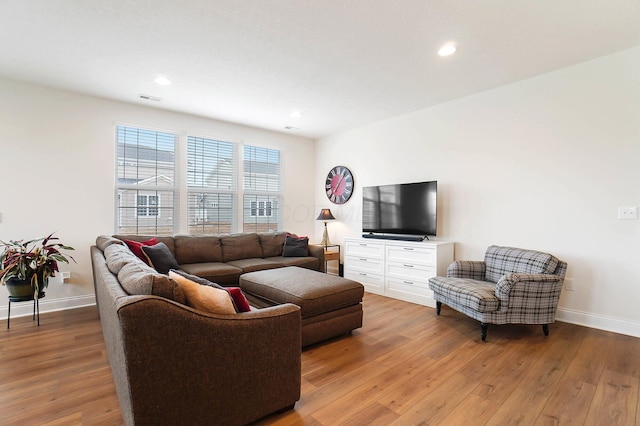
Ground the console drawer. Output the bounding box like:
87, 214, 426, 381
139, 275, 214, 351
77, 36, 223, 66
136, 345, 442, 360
386, 245, 436, 266
345, 241, 384, 260
386, 261, 434, 283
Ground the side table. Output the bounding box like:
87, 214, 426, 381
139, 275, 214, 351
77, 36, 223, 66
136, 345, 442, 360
323, 244, 341, 276
7, 292, 45, 329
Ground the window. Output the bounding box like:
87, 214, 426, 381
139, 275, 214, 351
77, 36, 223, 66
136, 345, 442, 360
187, 136, 238, 235
115, 126, 177, 235
115, 126, 283, 235
243, 146, 282, 232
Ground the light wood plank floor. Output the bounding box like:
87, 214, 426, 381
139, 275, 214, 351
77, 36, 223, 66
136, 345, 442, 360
1, 293, 638, 425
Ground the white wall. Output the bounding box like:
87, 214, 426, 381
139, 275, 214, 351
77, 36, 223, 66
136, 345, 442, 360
316, 46, 640, 337
0, 78, 316, 315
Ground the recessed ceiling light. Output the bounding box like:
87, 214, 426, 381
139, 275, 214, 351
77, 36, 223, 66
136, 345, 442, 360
154, 76, 172, 86
438, 43, 457, 57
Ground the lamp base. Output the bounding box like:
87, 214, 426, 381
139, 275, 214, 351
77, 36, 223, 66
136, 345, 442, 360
321, 223, 331, 246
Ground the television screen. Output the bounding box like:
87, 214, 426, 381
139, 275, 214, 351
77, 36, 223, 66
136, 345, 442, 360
362, 181, 437, 238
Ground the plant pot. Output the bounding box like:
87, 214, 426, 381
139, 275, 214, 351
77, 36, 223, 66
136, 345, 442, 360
5, 277, 44, 298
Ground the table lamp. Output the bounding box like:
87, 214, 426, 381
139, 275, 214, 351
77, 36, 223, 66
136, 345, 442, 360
316, 209, 336, 247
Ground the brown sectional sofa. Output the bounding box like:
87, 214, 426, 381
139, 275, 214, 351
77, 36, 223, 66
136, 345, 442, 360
91, 232, 326, 426
114, 232, 325, 284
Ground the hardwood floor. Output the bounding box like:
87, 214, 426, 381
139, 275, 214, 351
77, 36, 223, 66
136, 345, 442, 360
1, 293, 638, 425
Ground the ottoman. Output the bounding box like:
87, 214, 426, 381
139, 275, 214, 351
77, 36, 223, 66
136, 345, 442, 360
240, 266, 364, 347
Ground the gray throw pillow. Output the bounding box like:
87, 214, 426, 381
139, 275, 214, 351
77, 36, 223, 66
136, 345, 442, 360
283, 235, 309, 257
141, 242, 180, 274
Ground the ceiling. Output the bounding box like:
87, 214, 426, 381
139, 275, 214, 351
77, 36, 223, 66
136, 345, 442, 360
1, 1, 639, 139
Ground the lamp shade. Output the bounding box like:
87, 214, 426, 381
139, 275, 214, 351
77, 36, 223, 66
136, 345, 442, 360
316, 209, 336, 221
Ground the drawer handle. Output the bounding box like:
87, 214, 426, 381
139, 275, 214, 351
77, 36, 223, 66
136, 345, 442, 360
359, 258, 368, 261
403, 247, 414, 251
404, 280, 414, 285
359, 272, 368, 276
359, 243, 368, 246
403, 264, 414, 268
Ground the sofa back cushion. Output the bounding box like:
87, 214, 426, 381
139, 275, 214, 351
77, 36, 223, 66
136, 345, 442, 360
259, 232, 287, 257
117, 261, 186, 304
220, 233, 263, 262
174, 235, 222, 264
484, 245, 559, 283
113, 235, 175, 256
96, 235, 125, 251
104, 243, 141, 275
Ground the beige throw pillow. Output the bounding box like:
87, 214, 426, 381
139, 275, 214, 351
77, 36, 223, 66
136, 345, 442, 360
168, 271, 236, 314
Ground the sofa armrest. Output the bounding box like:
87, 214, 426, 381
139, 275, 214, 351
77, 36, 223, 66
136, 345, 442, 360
308, 244, 326, 272
115, 297, 301, 425
447, 260, 486, 280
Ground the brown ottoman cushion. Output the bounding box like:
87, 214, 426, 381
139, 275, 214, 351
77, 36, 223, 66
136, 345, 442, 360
240, 266, 364, 318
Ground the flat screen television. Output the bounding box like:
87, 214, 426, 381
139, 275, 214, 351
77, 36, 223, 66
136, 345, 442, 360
362, 181, 437, 241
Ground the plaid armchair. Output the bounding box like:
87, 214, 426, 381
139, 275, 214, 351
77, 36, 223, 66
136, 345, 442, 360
428, 245, 567, 341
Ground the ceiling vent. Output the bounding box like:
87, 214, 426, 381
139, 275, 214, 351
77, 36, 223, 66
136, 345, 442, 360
139, 94, 163, 102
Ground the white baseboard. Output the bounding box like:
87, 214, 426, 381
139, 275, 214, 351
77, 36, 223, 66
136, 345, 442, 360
556, 307, 640, 339
0, 294, 96, 320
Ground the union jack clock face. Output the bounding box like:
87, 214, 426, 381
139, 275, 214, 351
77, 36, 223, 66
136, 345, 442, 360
325, 166, 354, 204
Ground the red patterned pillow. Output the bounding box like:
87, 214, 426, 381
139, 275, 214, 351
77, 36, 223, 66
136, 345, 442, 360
124, 237, 158, 264
226, 287, 251, 312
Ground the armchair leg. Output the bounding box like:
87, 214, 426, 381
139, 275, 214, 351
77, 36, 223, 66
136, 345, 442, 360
436, 302, 442, 315
481, 323, 489, 341
542, 324, 549, 336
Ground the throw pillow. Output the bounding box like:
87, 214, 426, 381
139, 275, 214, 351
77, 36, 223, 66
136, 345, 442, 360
168, 271, 236, 314
226, 287, 252, 312
141, 242, 180, 274
169, 270, 251, 313
283, 235, 309, 257
124, 237, 158, 264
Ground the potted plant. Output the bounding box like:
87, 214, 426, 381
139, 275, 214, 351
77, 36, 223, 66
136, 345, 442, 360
0, 233, 75, 299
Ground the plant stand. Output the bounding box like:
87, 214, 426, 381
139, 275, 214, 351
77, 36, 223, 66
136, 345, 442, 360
7, 292, 45, 329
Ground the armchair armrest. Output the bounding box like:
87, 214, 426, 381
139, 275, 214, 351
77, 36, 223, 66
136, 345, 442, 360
495, 273, 565, 312
447, 260, 486, 280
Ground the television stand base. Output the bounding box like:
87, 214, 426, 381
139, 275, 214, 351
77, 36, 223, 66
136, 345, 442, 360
362, 234, 427, 242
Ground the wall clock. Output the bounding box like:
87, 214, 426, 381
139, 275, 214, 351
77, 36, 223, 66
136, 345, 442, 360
325, 166, 354, 204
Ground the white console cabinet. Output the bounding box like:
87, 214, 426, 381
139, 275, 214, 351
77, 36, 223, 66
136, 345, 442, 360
344, 238, 454, 307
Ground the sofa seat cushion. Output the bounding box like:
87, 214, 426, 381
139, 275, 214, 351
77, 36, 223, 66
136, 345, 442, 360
226, 258, 284, 273
484, 245, 559, 283
179, 262, 243, 286
240, 267, 364, 318
429, 276, 499, 313
265, 256, 319, 271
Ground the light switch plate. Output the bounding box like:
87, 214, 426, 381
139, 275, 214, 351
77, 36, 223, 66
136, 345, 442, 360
618, 206, 638, 220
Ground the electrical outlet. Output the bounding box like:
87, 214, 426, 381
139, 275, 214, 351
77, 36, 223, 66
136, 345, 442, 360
564, 278, 575, 291
618, 206, 638, 220
61, 271, 71, 282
